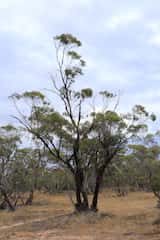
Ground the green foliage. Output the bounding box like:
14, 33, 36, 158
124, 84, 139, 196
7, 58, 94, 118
99, 91, 116, 98
105, 111, 121, 123
81, 88, 93, 98
1, 125, 17, 131
151, 175, 160, 193
39, 168, 74, 193
54, 33, 81, 46
67, 51, 81, 60
150, 113, 156, 121
22, 91, 45, 100
11, 91, 45, 101
133, 105, 149, 117
65, 67, 83, 79
128, 124, 148, 133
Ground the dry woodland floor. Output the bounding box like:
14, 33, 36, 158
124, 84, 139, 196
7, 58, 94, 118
0, 191, 160, 240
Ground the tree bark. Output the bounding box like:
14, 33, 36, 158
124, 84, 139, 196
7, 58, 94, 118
74, 171, 89, 212
25, 190, 34, 206
0, 187, 15, 211
91, 172, 103, 211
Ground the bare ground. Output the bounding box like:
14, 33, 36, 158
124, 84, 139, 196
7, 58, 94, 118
0, 191, 160, 240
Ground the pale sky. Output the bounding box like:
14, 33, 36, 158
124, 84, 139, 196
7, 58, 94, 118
1, 0, 160, 130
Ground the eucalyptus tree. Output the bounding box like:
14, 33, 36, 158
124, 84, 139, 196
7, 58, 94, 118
139, 133, 160, 199
0, 124, 46, 210
13, 147, 47, 206
39, 168, 74, 193
11, 34, 156, 212
86, 103, 156, 209
0, 125, 21, 210
108, 131, 160, 201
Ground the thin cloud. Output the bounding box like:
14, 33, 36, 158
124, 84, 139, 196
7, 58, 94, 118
0, 0, 160, 129
106, 10, 143, 30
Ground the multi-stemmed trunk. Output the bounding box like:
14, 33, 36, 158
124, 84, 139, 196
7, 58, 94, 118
74, 170, 89, 212
74, 166, 105, 212
74, 154, 112, 212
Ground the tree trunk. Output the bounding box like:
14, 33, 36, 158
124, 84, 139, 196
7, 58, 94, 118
91, 166, 106, 212
25, 190, 34, 206
75, 178, 82, 207
0, 186, 15, 211
0, 200, 7, 210
74, 172, 89, 212
91, 173, 103, 211
91, 151, 116, 211
81, 189, 89, 208
74, 173, 83, 211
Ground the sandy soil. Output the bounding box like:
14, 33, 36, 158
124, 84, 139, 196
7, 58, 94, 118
0, 191, 160, 240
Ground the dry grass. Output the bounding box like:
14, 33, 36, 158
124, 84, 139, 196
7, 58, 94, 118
0, 191, 160, 240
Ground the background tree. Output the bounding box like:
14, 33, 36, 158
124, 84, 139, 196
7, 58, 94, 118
0, 125, 20, 210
